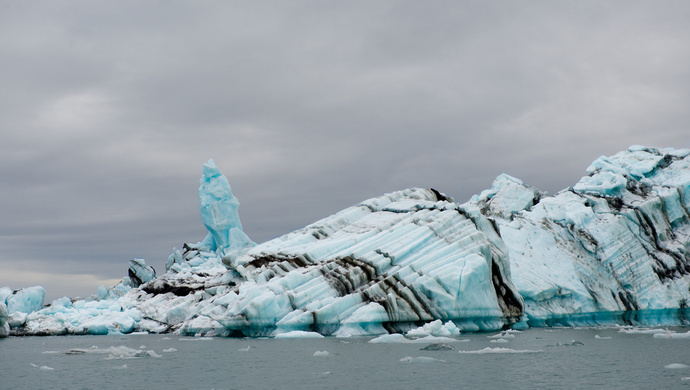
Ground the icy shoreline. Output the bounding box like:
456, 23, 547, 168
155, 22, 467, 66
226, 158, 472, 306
3, 146, 690, 338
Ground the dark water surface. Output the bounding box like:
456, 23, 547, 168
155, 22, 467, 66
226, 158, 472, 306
2, 327, 690, 389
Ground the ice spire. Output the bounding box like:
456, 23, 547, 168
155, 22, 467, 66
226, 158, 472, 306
198, 159, 255, 256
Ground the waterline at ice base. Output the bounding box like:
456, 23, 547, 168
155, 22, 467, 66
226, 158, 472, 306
3, 145, 690, 338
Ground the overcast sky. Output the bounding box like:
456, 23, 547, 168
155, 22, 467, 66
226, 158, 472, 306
2, 1, 689, 301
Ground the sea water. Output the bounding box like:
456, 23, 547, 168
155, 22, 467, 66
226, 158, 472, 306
2, 327, 690, 390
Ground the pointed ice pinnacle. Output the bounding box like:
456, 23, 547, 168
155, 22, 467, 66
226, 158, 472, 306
198, 159, 255, 257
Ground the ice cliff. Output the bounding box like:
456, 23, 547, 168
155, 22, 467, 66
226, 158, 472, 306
3, 146, 690, 338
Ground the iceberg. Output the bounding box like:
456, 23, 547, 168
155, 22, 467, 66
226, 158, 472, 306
4, 146, 690, 337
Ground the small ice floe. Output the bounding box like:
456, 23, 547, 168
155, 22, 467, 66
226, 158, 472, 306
64, 345, 110, 355
617, 327, 667, 335
161, 337, 172, 340
313, 371, 331, 377
274, 331, 324, 339
39, 366, 54, 371
594, 335, 612, 340
238, 346, 252, 352
42, 351, 61, 354
487, 331, 516, 339
107, 346, 162, 359
664, 363, 689, 370
420, 343, 455, 351
139, 345, 146, 349
113, 364, 128, 370
546, 340, 584, 347
369, 334, 466, 344
162, 348, 178, 353
400, 356, 446, 363
458, 347, 542, 354
313, 351, 330, 357
490, 338, 509, 344
179, 337, 214, 341
30, 363, 39, 368
406, 320, 460, 338
653, 330, 690, 339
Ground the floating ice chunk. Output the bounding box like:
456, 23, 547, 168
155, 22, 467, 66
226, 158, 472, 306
618, 327, 668, 335
487, 331, 515, 339
313, 351, 330, 357
406, 320, 460, 338
594, 335, 612, 339
370, 334, 411, 344
458, 347, 542, 354
140, 350, 162, 358
39, 366, 54, 371
162, 348, 177, 353
107, 346, 161, 359
179, 337, 214, 341
113, 364, 128, 370
238, 346, 252, 352
274, 330, 324, 339
653, 331, 690, 339
400, 356, 446, 363
665, 363, 689, 369
6, 286, 45, 314
369, 334, 462, 344
490, 338, 509, 343
420, 343, 455, 351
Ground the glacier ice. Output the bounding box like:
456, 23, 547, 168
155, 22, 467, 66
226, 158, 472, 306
4, 145, 690, 337
0, 302, 8, 337
6, 286, 45, 315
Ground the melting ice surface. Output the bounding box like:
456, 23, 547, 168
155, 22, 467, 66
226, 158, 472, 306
3, 146, 690, 338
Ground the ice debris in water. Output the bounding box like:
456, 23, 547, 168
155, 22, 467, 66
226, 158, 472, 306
420, 343, 455, 351
369, 334, 462, 344
5, 146, 690, 338
406, 320, 460, 338
274, 331, 324, 339
653, 330, 690, 339
107, 346, 162, 359
313, 350, 330, 357
664, 363, 690, 369
400, 356, 446, 363
458, 347, 542, 354
617, 327, 669, 335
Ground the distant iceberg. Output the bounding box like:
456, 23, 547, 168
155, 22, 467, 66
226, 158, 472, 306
3, 146, 690, 338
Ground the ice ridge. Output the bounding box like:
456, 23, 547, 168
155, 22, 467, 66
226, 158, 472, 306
3, 146, 690, 338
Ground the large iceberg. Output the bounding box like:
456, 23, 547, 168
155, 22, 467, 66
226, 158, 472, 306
3, 147, 690, 337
